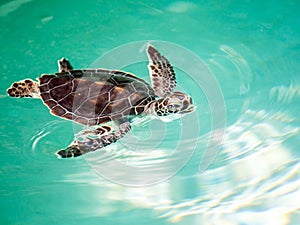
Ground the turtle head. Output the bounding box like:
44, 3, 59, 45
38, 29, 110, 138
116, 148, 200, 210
155, 92, 195, 117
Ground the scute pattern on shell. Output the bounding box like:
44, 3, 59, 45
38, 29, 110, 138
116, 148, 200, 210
38, 69, 156, 125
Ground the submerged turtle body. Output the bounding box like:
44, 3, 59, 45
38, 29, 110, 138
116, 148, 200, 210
39, 69, 156, 126
7, 45, 195, 158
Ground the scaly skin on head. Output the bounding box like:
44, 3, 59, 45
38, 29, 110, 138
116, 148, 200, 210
145, 91, 194, 117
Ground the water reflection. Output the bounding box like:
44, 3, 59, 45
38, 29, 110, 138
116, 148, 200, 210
58, 107, 300, 224
52, 42, 300, 224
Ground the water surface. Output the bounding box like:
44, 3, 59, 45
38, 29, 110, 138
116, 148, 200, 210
1, 0, 300, 224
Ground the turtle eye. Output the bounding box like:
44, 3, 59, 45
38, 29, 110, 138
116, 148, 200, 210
167, 104, 179, 112
167, 105, 174, 110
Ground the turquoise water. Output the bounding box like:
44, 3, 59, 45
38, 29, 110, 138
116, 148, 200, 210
1, 0, 300, 224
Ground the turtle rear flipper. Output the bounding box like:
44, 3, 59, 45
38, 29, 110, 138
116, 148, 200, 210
7, 79, 40, 98
58, 58, 73, 72
56, 121, 131, 158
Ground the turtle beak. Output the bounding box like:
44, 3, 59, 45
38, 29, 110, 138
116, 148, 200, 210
180, 104, 196, 114
180, 96, 195, 114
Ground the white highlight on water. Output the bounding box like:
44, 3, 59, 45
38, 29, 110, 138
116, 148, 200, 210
0, 0, 32, 17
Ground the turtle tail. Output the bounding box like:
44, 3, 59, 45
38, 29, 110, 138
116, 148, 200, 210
7, 79, 40, 98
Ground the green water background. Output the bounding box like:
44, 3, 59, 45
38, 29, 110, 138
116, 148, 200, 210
1, 0, 300, 224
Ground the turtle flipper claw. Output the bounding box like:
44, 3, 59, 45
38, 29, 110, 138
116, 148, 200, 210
56, 145, 82, 158
56, 121, 131, 158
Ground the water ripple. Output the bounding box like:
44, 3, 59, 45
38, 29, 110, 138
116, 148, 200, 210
153, 108, 300, 223
27, 120, 73, 162
52, 42, 300, 223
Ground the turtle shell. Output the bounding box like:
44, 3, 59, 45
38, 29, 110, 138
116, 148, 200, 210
38, 69, 156, 125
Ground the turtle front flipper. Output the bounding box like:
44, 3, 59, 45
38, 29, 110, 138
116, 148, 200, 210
56, 121, 131, 158
58, 58, 73, 72
147, 45, 176, 98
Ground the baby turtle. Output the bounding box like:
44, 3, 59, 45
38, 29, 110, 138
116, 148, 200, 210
7, 45, 195, 158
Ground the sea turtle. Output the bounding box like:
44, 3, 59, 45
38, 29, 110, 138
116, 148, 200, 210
7, 45, 195, 158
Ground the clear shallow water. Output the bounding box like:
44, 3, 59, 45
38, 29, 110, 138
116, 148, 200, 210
1, 0, 300, 224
